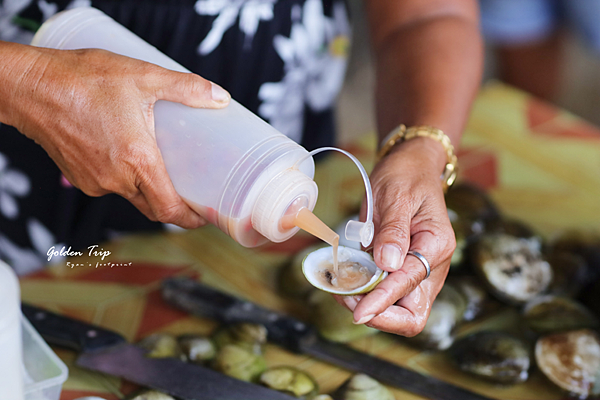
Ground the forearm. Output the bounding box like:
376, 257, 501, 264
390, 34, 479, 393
0, 41, 48, 128
367, 1, 483, 169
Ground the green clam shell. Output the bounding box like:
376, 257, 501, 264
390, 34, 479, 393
212, 323, 267, 355
138, 333, 185, 361
259, 366, 319, 399
211, 344, 267, 382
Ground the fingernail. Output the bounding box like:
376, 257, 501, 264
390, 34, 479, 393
353, 314, 376, 325
211, 82, 230, 103
381, 244, 402, 271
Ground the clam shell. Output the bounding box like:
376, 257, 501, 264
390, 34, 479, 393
523, 295, 599, 336
332, 373, 395, 400
447, 276, 488, 322
535, 329, 600, 397
449, 331, 530, 384
259, 366, 319, 399
472, 234, 552, 305
308, 289, 378, 343
137, 333, 185, 361
279, 244, 327, 298
211, 344, 267, 382
303, 246, 387, 295
178, 334, 216, 364
407, 283, 467, 350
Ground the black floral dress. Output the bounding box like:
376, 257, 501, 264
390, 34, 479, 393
0, 0, 350, 274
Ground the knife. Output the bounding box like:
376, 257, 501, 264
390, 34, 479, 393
21, 304, 297, 400
162, 277, 497, 400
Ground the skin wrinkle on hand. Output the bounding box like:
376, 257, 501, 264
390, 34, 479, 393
0, 42, 228, 229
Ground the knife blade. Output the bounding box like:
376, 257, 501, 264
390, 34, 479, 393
21, 304, 297, 400
161, 277, 497, 400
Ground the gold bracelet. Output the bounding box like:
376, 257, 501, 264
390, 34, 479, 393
376, 125, 458, 192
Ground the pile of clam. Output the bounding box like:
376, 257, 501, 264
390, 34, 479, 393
277, 183, 600, 399
135, 323, 395, 400
429, 183, 600, 398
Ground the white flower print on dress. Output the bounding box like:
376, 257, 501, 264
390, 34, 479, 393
0, 0, 91, 44
0, 0, 35, 43
38, 0, 91, 19
258, 0, 350, 143
37, 0, 58, 20
0, 151, 30, 220
0, 218, 64, 275
195, 0, 276, 55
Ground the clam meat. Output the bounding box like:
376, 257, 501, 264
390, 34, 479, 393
472, 234, 552, 305
535, 329, 600, 398
303, 246, 387, 295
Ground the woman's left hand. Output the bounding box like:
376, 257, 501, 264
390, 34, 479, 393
335, 137, 456, 336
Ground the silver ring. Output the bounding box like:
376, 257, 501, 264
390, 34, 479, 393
407, 250, 431, 280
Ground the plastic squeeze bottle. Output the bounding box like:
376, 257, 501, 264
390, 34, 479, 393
0, 261, 24, 400
31, 7, 375, 249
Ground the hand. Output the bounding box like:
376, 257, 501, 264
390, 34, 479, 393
1, 44, 230, 229
335, 138, 456, 336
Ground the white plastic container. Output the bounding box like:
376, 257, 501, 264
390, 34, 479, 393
22, 315, 69, 400
0, 261, 24, 400
31, 7, 318, 248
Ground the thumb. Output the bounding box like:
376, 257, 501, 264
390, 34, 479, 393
373, 207, 411, 273
151, 70, 231, 109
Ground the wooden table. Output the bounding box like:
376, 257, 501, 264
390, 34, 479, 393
20, 82, 600, 400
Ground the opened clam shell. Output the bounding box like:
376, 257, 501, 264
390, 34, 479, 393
535, 329, 600, 397
302, 246, 387, 295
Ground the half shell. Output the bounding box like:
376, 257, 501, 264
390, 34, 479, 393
332, 373, 395, 400
472, 233, 552, 305
535, 329, 600, 397
303, 246, 387, 295
407, 283, 467, 350
259, 366, 319, 399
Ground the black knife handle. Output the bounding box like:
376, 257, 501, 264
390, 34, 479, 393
161, 277, 317, 352
22, 303, 126, 352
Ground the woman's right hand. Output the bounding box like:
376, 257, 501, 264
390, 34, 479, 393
0, 41, 231, 229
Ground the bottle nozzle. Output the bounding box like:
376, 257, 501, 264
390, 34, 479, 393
345, 220, 374, 248
294, 147, 375, 248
